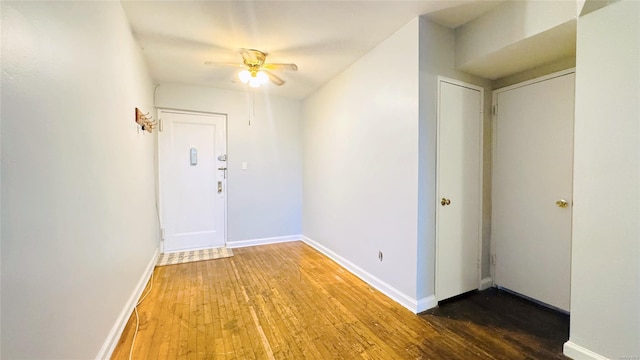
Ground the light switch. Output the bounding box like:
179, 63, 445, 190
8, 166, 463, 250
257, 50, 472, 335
241, 161, 247, 170
190, 147, 197, 166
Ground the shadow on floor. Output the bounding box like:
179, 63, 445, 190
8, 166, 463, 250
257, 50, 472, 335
421, 288, 570, 356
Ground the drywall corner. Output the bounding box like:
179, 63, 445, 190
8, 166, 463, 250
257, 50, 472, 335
568, 1, 640, 358
417, 17, 492, 300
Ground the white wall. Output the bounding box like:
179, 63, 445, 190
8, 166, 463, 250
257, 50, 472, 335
1, 2, 159, 358
565, 1, 640, 359
302, 17, 491, 311
417, 18, 492, 299
303, 19, 421, 305
455, 0, 577, 79
456, 0, 576, 66
155, 84, 302, 244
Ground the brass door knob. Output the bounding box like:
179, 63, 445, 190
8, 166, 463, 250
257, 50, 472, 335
441, 198, 451, 206
556, 199, 568, 208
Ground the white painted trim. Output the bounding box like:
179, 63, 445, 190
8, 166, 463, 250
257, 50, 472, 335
227, 235, 301, 249
435, 77, 484, 302
438, 77, 486, 92
493, 68, 576, 94
563, 341, 609, 360
416, 296, 438, 313
479, 277, 493, 290
96, 248, 159, 360
490, 88, 498, 284
302, 236, 434, 314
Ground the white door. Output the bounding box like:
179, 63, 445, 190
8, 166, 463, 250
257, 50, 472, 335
436, 78, 483, 302
493, 71, 574, 312
159, 110, 227, 252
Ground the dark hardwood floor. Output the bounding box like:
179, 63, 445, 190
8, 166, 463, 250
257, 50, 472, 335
422, 289, 569, 359
112, 241, 569, 359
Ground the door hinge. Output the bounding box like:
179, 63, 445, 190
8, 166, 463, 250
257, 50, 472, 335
161, 228, 165, 241
158, 118, 163, 132
490, 254, 496, 265
492, 104, 498, 116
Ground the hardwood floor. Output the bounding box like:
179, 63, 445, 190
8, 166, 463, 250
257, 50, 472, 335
111, 241, 569, 359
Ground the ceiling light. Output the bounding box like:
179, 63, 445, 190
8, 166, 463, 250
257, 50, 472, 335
248, 77, 261, 88
256, 71, 268, 84
239, 69, 268, 88
238, 70, 251, 83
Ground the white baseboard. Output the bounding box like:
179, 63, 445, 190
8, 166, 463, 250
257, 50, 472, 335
416, 296, 438, 313
96, 248, 159, 360
480, 277, 493, 290
302, 236, 434, 314
563, 341, 609, 360
227, 235, 301, 249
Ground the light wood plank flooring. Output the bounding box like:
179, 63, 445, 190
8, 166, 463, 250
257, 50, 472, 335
111, 241, 569, 359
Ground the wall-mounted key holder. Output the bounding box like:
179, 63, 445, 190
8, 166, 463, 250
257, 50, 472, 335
135, 107, 157, 133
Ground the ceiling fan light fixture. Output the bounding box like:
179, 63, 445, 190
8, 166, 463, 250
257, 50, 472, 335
238, 69, 252, 83
256, 71, 268, 85
248, 77, 261, 88
206, 49, 295, 88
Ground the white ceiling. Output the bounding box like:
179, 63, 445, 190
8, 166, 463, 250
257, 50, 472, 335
121, 0, 504, 99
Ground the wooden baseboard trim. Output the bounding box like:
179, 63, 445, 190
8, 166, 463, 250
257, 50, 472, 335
302, 236, 432, 314
227, 235, 301, 249
563, 341, 609, 360
96, 248, 159, 360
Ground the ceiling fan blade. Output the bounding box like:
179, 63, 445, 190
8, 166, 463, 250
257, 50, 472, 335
204, 61, 244, 68
240, 48, 266, 66
264, 70, 285, 86
263, 63, 298, 71
240, 49, 254, 63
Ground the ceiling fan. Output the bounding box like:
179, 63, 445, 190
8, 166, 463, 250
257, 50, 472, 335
205, 48, 298, 87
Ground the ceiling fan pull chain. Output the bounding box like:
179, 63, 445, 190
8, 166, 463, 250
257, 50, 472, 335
250, 91, 255, 126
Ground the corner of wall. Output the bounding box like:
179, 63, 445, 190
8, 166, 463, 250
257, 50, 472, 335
417, 16, 494, 299
96, 249, 159, 360
569, 1, 640, 358
563, 341, 609, 360
303, 236, 432, 314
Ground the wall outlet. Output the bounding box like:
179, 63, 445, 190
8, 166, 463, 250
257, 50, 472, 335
378, 251, 383, 261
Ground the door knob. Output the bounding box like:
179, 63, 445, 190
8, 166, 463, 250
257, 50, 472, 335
556, 199, 568, 208
441, 198, 451, 206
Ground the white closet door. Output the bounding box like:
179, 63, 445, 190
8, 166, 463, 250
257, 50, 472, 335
493, 71, 575, 311
436, 78, 483, 302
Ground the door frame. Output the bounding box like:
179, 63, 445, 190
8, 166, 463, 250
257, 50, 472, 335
157, 108, 229, 253
490, 68, 575, 284
435, 77, 485, 301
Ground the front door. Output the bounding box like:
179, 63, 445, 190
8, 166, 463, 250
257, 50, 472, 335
436, 78, 483, 301
159, 110, 227, 252
492, 71, 574, 311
